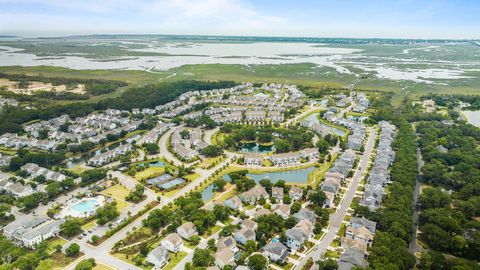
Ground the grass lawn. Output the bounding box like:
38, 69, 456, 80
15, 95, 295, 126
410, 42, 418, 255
111, 252, 151, 270
114, 199, 129, 212
47, 237, 67, 254
93, 263, 116, 270
272, 262, 294, 270
308, 153, 338, 187
67, 165, 88, 175
163, 251, 188, 270
101, 184, 131, 201
134, 167, 165, 181
210, 130, 225, 146
202, 225, 222, 238
185, 173, 200, 181
81, 219, 98, 231
51, 251, 84, 270
199, 156, 224, 169
216, 186, 238, 203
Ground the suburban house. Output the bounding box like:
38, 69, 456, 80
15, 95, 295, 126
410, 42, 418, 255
176, 222, 198, 240
338, 248, 367, 270
262, 242, 289, 263
321, 177, 341, 194
224, 196, 242, 210
271, 187, 284, 201
244, 154, 263, 167
323, 191, 335, 208
160, 233, 183, 253
345, 226, 374, 246
288, 186, 303, 201
216, 236, 239, 253
286, 220, 313, 251
146, 245, 169, 269
341, 237, 368, 255
239, 185, 269, 205
293, 209, 316, 224
215, 248, 235, 269
241, 219, 258, 231
20, 163, 66, 182
273, 204, 290, 219
234, 227, 256, 245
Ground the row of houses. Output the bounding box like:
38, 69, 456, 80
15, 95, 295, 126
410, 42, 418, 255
347, 124, 366, 151
170, 127, 208, 160
360, 121, 396, 210
0, 172, 34, 198
352, 92, 369, 113
321, 150, 356, 207
338, 217, 377, 270
21, 163, 67, 182
88, 144, 133, 167
140, 122, 170, 144
243, 148, 319, 167
2, 217, 65, 248
0, 133, 61, 151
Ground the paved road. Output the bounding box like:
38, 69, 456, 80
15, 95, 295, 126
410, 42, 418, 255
158, 126, 183, 166
295, 128, 377, 270
409, 148, 424, 254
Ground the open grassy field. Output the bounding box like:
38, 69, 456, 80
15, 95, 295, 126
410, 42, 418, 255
134, 167, 165, 181
101, 184, 131, 200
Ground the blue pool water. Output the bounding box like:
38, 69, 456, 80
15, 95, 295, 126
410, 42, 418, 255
271, 237, 280, 243
71, 199, 98, 213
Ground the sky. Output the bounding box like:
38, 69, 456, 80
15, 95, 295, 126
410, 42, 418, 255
0, 0, 479, 39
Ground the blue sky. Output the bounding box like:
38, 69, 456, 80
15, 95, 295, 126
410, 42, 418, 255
0, 0, 479, 39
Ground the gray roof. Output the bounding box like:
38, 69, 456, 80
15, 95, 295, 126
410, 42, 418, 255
339, 248, 366, 268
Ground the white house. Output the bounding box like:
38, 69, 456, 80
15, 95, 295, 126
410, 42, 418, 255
176, 222, 198, 240
146, 245, 169, 269
160, 233, 183, 253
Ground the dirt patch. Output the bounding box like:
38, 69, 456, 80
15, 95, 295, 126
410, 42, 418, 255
0, 78, 86, 95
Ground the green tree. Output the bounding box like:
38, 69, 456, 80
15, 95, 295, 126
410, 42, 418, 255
144, 143, 159, 154
74, 258, 96, 270
66, 243, 80, 257
35, 259, 54, 270
290, 202, 301, 214
213, 178, 227, 192
248, 254, 268, 270
45, 182, 62, 198
192, 248, 214, 267
61, 219, 83, 237
96, 202, 119, 225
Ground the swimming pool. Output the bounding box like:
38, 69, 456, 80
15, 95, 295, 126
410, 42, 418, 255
71, 199, 98, 214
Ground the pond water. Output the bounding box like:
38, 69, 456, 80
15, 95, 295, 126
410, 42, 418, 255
462, 110, 480, 127
304, 113, 346, 137
246, 166, 316, 184
221, 166, 316, 185
239, 142, 274, 154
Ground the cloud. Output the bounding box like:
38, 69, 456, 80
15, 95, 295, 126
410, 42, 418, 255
0, 0, 291, 36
